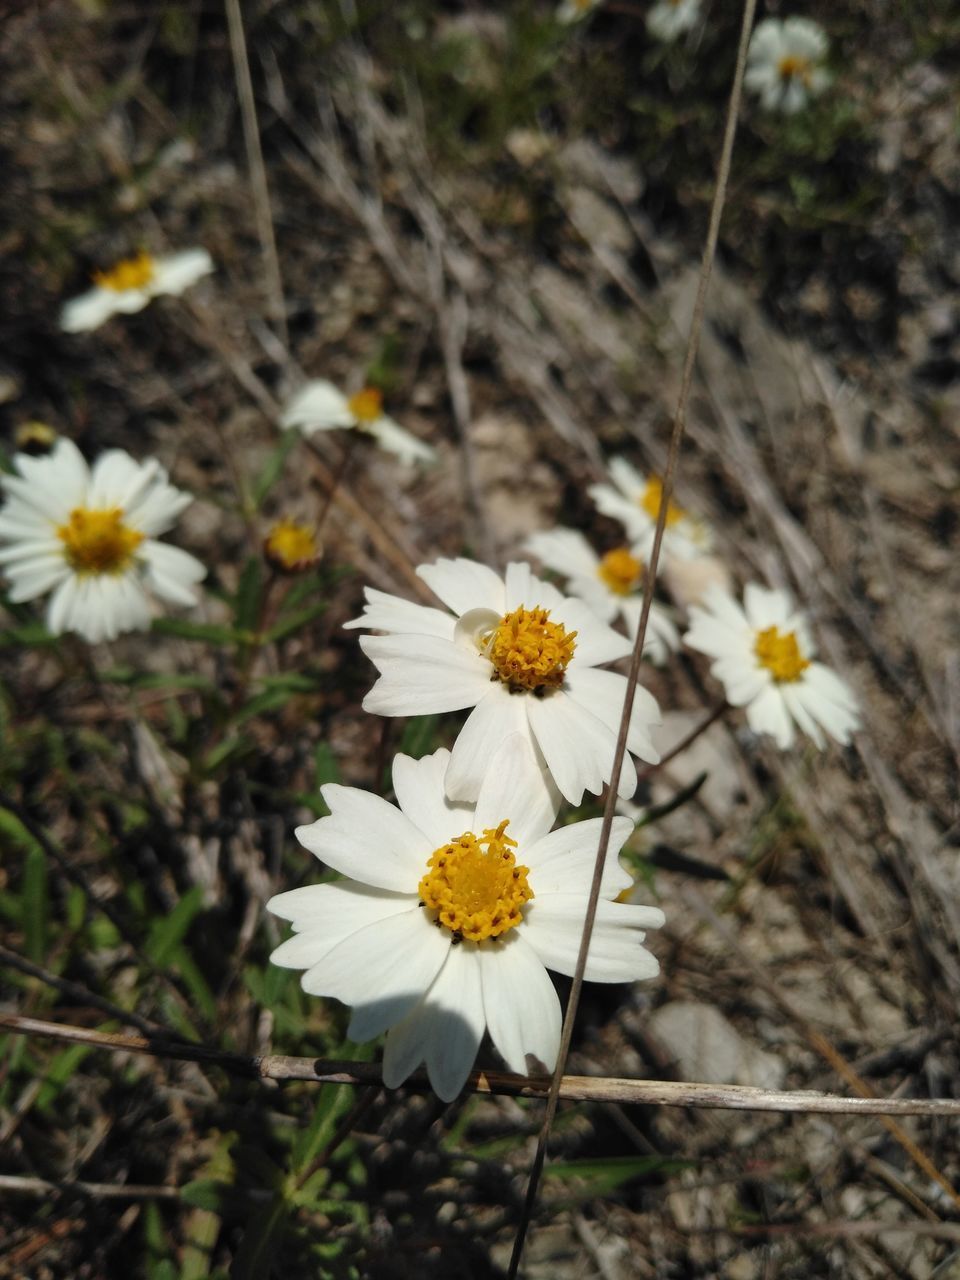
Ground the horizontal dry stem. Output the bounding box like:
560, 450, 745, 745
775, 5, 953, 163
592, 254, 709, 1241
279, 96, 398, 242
3, 1015, 958, 1117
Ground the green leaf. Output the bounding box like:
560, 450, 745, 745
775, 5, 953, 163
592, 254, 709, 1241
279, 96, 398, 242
99, 667, 217, 692
264, 601, 328, 643
36, 1042, 93, 1113
233, 557, 263, 632
231, 1192, 289, 1280
146, 886, 204, 967
252, 429, 300, 508
22, 844, 48, 963
314, 742, 341, 786
0, 621, 60, 648
544, 1155, 693, 1196
396, 714, 442, 760
151, 618, 248, 645
201, 735, 254, 774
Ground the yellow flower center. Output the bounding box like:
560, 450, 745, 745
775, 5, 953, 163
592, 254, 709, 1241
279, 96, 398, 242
778, 54, 812, 84
57, 507, 144, 576
347, 387, 384, 424
93, 252, 155, 293
483, 605, 577, 692
418, 820, 533, 942
754, 626, 810, 683
639, 476, 685, 528
263, 518, 321, 573
597, 546, 643, 596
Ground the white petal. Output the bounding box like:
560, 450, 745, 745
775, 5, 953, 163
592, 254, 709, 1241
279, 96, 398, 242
390, 749, 474, 848
503, 560, 567, 614
382, 943, 485, 1101
524, 527, 599, 581
471, 733, 560, 847
297, 785, 428, 890
780, 683, 826, 749
588, 484, 651, 542
366, 416, 436, 465
480, 934, 561, 1075
6, 557, 71, 601
444, 683, 531, 802
526, 688, 637, 805
745, 686, 794, 749
301, 908, 448, 1022
523, 896, 664, 982
743, 583, 792, 630
551, 598, 631, 668
88, 452, 159, 510
359, 634, 492, 715
60, 288, 121, 333
281, 380, 354, 432
268, 882, 413, 964
150, 248, 214, 296
139, 541, 205, 605
124, 483, 192, 537
46, 575, 81, 636
343, 587, 454, 639
563, 666, 661, 764
416, 557, 506, 617
525, 816, 634, 899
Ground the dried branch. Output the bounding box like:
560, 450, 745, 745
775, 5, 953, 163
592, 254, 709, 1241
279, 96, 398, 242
4, 1015, 959, 1117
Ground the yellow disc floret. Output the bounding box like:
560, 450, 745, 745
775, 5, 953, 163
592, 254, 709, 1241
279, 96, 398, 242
640, 476, 685, 528
263, 518, 321, 573
597, 546, 643, 596
347, 387, 384, 424
57, 507, 144, 576
93, 252, 155, 293
778, 54, 812, 84
754, 626, 810, 683
484, 605, 576, 692
418, 820, 533, 942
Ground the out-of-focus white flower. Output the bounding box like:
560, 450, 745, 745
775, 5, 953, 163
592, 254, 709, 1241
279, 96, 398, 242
268, 737, 664, 1101
557, 0, 601, 23
684, 583, 859, 749
647, 0, 701, 42
745, 17, 830, 114
280, 380, 435, 465
524, 526, 679, 664
662, 553, 732, 612
0, 439, 205, 643
589, 458, 712, 561
60, 249, 214, 333
345, 556, 661, 806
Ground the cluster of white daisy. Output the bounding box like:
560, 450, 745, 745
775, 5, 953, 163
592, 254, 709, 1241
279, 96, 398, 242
268, 448, 859, 1100
559, 2, 831, 115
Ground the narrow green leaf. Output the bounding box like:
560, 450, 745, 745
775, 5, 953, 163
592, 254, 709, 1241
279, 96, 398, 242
146, 886, 204, 967
233, 557, 263, 632
231, 1192, 289, 1280
252, 429, 300, 508
151, 618, 247, 645
264, 601, 328, 643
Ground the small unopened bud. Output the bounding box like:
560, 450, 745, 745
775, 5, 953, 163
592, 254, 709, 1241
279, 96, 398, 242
14, 421, 58, 456
263, 518, 322, 574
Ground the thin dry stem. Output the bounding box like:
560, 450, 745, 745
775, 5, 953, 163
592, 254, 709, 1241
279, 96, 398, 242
507, 0, 760, 1274
3, 1015, 959, 1116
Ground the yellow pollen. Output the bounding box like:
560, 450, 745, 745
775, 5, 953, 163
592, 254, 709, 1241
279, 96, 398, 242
263, 518, 321, 573
639, 476, 685, 528
418, 819, 533, 942
484, 605, 576, 692
93, 252, 155, 293
778, 54, 812, 84
597, 546, 643, 596
57, 507, 144, 576
754, 626, 810, 683
347, 387, 384, 424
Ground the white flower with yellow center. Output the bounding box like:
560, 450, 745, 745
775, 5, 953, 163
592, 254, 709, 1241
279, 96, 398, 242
646, 0, 702, 42
0, 439, 205, 643
280, 380, 435, 465
524, 527, 679, 665
60, 249, 214, 334
345, 557, 661, 806
268, 737, 665, 1101
588, 458, 712, 562
684, 583, 859, 749
745, 17, 830, 114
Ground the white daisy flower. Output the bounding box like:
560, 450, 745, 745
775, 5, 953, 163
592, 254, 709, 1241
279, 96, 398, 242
744, 17, 830, 115
683, 583, 859, 749
60, 249, 214, 334
0, 438, 206, 643
646, 0, 702, 43
280, 380, 435, 466
345, 557, 661, 806
524, 527, 679, 665
557, 0, 601, 23
268, 736, 665, 1101
588, 457, 712, 562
